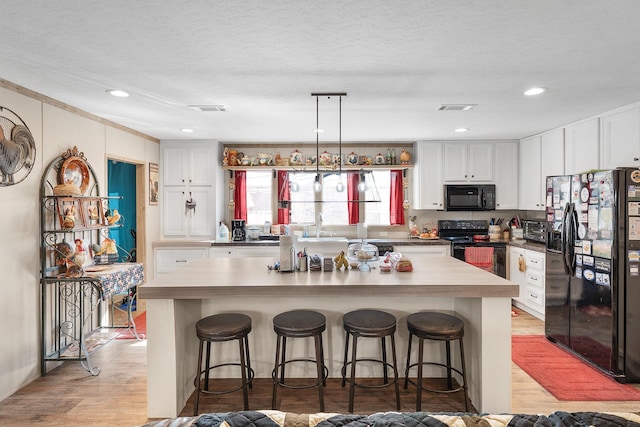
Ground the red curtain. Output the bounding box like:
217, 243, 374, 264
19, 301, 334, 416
390, 170, 405, 225
277, 170, 290, 224
347, 172, 360, 225
234, 171, 247, 221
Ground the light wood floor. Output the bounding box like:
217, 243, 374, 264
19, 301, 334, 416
1, 305, 639, 427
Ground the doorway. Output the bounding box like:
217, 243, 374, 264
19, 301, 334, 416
107, 160, 137, 261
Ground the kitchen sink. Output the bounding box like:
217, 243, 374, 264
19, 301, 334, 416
296, 236, 349, 256
297, 236, 349, 243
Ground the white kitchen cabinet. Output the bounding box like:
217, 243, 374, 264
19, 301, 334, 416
412, 141, 444, 210
233, 246, 280, 258
524, 250, 545, 319
518, 135, 543, 210
601, 104, 640, 169
541, 128, 564, 178
394, 244, 450, 257
508, 246, 526, 304
509, 247, 545, 320
494, 142, 518, 210
209, 247, 234, 257
564, 117, 600, 174
161, 141, 215, 239
154, 247, 209, 275
443, 142, 493, 182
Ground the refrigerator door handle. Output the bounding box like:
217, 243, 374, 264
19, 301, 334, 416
565, 203, 578, 275
560, 202, 571, 273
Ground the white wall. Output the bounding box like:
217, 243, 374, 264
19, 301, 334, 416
0, 85, 160, 400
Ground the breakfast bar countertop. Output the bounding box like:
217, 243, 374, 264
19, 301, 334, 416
138, 255, 518, 300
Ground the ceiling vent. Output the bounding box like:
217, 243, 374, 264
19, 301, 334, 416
437, 104, 477, 111
188, 104, 227, 112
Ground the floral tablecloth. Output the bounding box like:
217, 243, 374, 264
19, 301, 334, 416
84, 262, 144, 300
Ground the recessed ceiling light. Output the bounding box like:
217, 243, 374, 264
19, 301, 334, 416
524, 87, 547, 96
181, 128, 194, 133
455, 128, 469, 133
313, 128, 325, 133
106, 89, 129, 98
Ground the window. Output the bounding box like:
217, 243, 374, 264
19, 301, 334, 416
243, 169, 394, 226
246, 170, 272, 225
364, 170, 391, 225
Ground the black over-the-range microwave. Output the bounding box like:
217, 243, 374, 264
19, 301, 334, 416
444, 184, 496, 211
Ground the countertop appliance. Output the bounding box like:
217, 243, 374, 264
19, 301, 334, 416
231, 219, 246, 241
522, 219, 546, 243
444, 184, 495, 211
545, 168, 640, 382
438, 220, 506, 278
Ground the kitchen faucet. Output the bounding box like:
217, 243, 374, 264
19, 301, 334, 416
316, 212, 323, 238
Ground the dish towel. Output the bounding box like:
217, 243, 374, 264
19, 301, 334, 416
464, 246, 494, 273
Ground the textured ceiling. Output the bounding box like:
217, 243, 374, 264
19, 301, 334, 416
1, 0, 640, 143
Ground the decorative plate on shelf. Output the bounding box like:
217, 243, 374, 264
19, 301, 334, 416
306, 154, 317, 166
319, 151, 332, 166
346, 152, 358, 165
374, 153, 386, 165
58, 156, 90, 194
290, 150, 304, 166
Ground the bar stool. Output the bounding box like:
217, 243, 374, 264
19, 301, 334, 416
193, 313, 254, 415
404, 311, 469, 411
341, 309, 400, 413
272, 309, 328, 411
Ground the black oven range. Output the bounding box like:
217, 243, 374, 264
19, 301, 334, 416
438, 220, 506, 278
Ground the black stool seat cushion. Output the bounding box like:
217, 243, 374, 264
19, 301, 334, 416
196, 313, 252, 340
273, 310, 326, 336
343, 309, 396, 336
407, 312, 464, 339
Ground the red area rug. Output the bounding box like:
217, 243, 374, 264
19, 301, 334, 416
115, 311, 146, 339
512, 335, 640, 401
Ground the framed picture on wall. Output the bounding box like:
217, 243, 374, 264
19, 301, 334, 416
149, 162, 159, 205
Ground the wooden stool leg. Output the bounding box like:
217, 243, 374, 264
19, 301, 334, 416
239, 336, 249, 410
272, 334, 282, 409
194, 339, 204, 416
204, 341, 211, 391
280, 336, 287, 385
404, 332, 413, 389
314, 334, 325, 412
341, 332, 350, 387
348, 334, 358, 413
459, 337, 469, 411
244, 335, 253, 389
390, 333, 400, 410
416, 336, 424, 411
381, 336, 388, 384
319, 333, 326, 386
445, 340, 453, 389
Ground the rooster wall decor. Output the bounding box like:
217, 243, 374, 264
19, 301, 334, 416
0, 106, 36, 186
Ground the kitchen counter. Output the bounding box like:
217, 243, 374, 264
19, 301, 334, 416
153, 237, 452, 249
140, 255, 517, 418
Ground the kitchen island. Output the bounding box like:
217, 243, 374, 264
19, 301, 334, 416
139, 255, 518, 418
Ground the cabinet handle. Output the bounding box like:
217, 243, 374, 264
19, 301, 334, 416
530, 259, 538, 265
176, 259, 187, 263
635, 157, 639, 162
471, 175, 475, 178
182, 179, 185, 183
432, 202, 438, 205
530, 276, 538, 281
529, 293, 538, 300
465, 174, 468, 178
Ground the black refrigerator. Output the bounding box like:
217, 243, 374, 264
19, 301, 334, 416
545, 168, 640, 382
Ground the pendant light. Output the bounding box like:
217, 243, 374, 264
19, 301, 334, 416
335, 95, 345, 192
313, 94, 322, 193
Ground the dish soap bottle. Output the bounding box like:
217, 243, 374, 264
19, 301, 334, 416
218, 221, 229, 241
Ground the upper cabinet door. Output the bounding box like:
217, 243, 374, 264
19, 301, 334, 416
443, 142, 493, 182
494, 142, 518, 210
163, 146, 187, 186
541, 129, 564, 178
601, 105, 640, 169
442, 143, 468, 182
519, 136, 543, 210
468, 143, 494, 181
564, 118, 600, 175
413, 141, 444, 210
188, 146, 214, 186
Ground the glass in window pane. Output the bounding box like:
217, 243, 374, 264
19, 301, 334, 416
321, 173, 348, 225
246, 171, 272, 225
364, 170, 391, 225
290, 173, 315, 224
